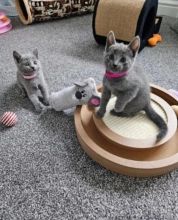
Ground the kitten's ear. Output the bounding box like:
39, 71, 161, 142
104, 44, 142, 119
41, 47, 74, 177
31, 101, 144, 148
74, 81, 88, 88
33, 49, 38, 59
86, 77, 96, 89
105, 31, 116, 51
13, 51, 22, 63
128, 36, 140, 56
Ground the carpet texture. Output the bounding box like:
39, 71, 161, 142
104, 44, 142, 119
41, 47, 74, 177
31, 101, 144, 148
0, 15, 178, 220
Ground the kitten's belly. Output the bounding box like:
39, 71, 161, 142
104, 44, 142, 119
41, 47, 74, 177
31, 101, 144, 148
112, 89, 120, 96
110, 87, 124, 96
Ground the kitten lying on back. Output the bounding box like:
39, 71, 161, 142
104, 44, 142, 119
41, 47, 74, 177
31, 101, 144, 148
13, 49, 49, 112
97, 31, 167, 142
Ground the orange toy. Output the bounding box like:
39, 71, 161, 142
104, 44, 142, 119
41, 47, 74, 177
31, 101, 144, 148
148, 34, 162, 46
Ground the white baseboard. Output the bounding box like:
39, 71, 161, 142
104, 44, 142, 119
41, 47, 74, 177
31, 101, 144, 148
158, 0, 178, 17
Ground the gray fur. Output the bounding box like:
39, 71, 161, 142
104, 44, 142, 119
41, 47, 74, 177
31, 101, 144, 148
97, 31, 167, 142
13, 50, 49, 112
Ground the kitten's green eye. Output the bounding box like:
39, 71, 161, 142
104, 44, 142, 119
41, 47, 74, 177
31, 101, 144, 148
109, 54, 114, 60
24, 63, 29, 66
120, 57, 126, 63
34, 61, 37, 65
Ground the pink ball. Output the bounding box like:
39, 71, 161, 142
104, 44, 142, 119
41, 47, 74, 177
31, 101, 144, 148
0, 112, 18, 127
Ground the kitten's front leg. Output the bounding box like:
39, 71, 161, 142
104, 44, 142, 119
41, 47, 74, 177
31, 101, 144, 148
38, 83, 49, 105
17, 82, 27, 98
28, 93, 46, 112
96, 87, 111, 118
112, 87, 139, 114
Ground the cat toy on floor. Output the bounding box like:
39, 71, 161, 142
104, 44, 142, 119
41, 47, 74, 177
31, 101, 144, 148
148, 34, 162, 47
0, 112, 18, 127
49, 77, 100, 112
147, 16, 163, 47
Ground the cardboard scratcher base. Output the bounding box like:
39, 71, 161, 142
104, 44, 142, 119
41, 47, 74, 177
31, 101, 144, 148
74, 85, 178, 177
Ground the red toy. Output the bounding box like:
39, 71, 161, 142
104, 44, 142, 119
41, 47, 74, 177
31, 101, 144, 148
0, 112, 18, 127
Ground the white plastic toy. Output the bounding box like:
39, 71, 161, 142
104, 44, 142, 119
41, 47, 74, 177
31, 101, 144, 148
49, 77, 100, 111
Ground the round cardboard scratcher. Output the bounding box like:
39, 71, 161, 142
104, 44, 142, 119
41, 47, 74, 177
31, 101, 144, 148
103, 98, 166, 139
74, 85, 178, 177
93, 93, 176, 149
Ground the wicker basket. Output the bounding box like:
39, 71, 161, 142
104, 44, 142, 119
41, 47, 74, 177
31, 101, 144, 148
15, 0, 96, 24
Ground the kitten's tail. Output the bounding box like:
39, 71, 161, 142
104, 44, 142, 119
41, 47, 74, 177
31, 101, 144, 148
144, 105, 168, 142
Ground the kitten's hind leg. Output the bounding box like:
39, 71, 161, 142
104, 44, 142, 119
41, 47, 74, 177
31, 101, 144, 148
17, 82, 27, 98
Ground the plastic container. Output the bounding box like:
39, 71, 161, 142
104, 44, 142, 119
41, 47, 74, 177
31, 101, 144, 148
0, 12, 12, 34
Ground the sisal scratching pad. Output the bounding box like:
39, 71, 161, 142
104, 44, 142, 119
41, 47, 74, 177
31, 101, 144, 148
102, 97, 167, 140
95, 0, 145, 42
93, 93, 177, 149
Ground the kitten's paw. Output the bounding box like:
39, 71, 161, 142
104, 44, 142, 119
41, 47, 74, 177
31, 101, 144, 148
38, 96, 49, 106
96, 110, 105, 118
21, 92, 27, 99
20, 89, 27, 98
110, 109, 118, 116
43, 99, 49, 106
110, 109, 127, 117
35, 103, 46, 113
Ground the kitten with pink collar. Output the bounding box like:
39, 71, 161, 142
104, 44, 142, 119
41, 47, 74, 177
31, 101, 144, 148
13, 49, 49, 112
97, 31, 167, 142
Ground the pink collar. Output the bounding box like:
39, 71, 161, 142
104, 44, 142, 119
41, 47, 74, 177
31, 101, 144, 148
105, 71, 128, 80
23, 72, 37, 80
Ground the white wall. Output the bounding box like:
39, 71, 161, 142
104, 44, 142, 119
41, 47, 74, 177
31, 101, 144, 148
158, 0, 178, 17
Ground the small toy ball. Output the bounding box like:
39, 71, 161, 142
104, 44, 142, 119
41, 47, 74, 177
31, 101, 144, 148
0, 112, 18, 127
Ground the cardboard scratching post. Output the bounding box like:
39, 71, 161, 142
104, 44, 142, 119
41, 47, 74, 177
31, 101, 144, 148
15, 0, 96, 25
93, 0, 159, 50
74, 85, 178, 177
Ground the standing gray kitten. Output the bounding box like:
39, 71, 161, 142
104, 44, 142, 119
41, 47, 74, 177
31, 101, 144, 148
13, 49, 49, 112
97, 31, 167, 142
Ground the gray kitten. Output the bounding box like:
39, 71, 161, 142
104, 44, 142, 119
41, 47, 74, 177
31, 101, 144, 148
97, 31, 167, 142
13, 49, 49, 112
